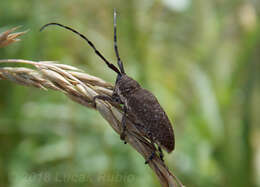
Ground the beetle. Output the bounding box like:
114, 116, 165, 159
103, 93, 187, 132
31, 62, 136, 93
40, 10, 175, 163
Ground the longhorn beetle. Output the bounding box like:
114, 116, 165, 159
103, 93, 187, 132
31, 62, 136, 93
40, 10, 175, 164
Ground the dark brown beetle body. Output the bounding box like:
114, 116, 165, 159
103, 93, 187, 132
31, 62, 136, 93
40, 10, 175, 162
115, 75, 175, 153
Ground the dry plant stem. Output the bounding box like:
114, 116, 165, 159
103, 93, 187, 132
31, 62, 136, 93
0, 59, 184, 187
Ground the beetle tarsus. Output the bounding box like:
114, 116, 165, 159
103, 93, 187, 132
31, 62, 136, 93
145, 151, 155, 164
120, 106, 127, 144
93, 95, 120, 108
158, 146, 164, 162
93, 95, 112, 108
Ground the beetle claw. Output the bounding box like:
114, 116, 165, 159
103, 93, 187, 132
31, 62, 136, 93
120, 132, 127, 144
145, 152, 155, 164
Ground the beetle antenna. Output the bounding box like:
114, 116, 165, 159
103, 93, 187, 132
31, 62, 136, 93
40, 22, 121, 75
113, 9, 125, 74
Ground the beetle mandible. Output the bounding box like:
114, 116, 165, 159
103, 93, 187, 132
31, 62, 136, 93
40, 10, 175, 163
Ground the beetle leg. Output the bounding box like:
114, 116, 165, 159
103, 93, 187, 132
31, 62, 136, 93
145, 147, 164, 164
145, 132, 157, 164
158, 146, 164, 162
120, 105, 127, 144
93, 94, 121, 108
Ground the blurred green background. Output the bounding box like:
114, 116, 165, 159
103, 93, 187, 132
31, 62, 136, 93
1, 0, 260, 187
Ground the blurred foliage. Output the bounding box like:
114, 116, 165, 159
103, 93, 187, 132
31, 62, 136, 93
1, 0, 260, 187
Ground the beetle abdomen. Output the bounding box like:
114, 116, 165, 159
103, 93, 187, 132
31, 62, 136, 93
126, 88, 175, 153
